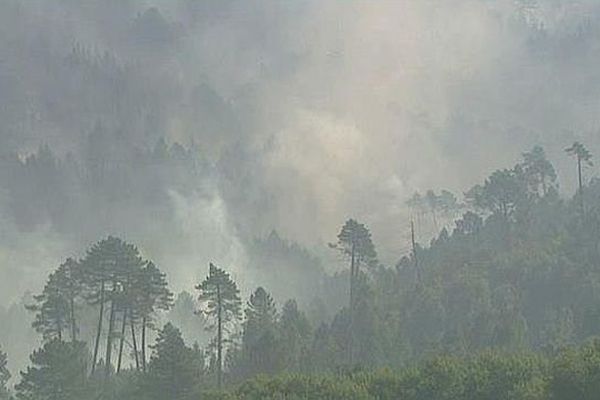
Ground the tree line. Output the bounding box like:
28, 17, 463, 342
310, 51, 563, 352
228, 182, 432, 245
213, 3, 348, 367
3, 141, 600, 399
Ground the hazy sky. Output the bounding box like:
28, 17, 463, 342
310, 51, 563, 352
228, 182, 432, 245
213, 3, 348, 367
2, 0, 600, 303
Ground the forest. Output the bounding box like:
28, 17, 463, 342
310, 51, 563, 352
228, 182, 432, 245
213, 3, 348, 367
4, 1, 600, 399
2, 143, 600, 399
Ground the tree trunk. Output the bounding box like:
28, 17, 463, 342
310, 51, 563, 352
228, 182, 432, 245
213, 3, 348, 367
541, 171, 547, 197
349, 242, 355, 366
578, 156, 585, 216
70, 294, 77, 342
57, 317, 63, 342
411, 220, 421, 285
578, 156, 583, 193
117, 308, 127, 373
141, 317, 147, 372
431, 209, 438, 232
105, 294, 116, 378
91, 279, 105, 374
217, 284, 223, 389
131, 318, 140, 371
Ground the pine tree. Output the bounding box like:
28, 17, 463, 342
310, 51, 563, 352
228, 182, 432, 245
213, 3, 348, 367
80, 236, 119, 375
237, 287, 279, 377
331, 219, 378, 271
59, 258, 83, 342
15, 340, 88, 400
134, 261, 173, 373
566, 141, 593, 214
80, 236, 148, 377
115, 251, 152, 374
243, 287, 277, 344
144, 323, 200, 400
520, 146, 557, 197
465, 169, 527, 220
26, 271, 68, 342
196, 263, 242, 389
103, 240, 144, 378
330, 219, 378, 365
278, 299, 312, 371
26, 258, 82, 342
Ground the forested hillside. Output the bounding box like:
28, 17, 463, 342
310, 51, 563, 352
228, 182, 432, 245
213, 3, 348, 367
5, 1, 600, 399
3, 144, 600, 399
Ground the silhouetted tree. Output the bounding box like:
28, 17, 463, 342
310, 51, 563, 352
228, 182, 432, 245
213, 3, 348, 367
26, 259, 82, 342
466, 169, 527, 220
80, 236, 152, 377
59, 258, 83, 342
103, 240, 145, 379
144, 323, 201, 400
244, 287, 277, 341
438, 190, 461, 220
237, 287, 279, 377
15, 340, 87, 400
134, 261, 173, 373
330, 219, 378, 365
520, 146, 557, 197
566, 141, 593, 214
278, 299, 311, 371
196, 263, 242, 389
80, 236, 119, 374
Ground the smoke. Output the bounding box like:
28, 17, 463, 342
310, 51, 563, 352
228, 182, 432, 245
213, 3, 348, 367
0, 219, 70, 304
2, 0, 600, 304
146, 190, 251, 293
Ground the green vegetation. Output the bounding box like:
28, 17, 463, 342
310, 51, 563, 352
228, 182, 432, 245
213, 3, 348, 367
196, 263, 243, 389
4, 143, 600, 399
10, 340, 600, 399
15, 340, 87, 400
223, 341, 600, 400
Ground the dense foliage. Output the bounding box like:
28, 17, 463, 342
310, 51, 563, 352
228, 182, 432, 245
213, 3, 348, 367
216, 340, 600, 400
4, 144, 600, 398
9, 339, 600, 399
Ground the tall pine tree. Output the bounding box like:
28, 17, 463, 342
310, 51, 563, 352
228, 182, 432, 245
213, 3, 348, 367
134, 261, 173, 372
236, 287, 280, 378
330, 219, 378, 365
566, 141, 593, 215
26, 258, 82, 343
196, 263, 242, 389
